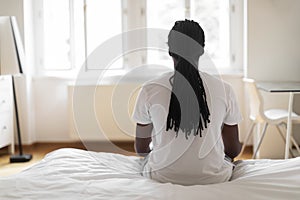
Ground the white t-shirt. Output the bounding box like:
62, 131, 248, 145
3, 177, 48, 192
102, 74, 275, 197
132, 71, 242, 185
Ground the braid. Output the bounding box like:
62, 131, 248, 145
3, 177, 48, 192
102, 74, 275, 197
166, 20, 210, 138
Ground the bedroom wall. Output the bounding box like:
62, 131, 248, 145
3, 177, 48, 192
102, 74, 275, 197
32, 78, 138, 143
0, 0, 24, 40
33, 77, 70, 142
1, 0, 299, 160
244, 0, 300, 158
0, 0, 248, 145
32, 74, 246, 144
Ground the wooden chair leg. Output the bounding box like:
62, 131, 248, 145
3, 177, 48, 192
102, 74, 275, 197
253, 123, 268, 159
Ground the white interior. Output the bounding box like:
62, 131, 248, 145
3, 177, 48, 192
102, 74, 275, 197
0, 0, 300, 159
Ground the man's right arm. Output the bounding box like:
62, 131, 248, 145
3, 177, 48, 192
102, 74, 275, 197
221, 124, 242, 160
135, 123, 153, 157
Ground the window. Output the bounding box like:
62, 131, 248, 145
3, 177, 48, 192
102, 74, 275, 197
147, 0, 231, 70
85, 0, 123, 70
39, 0, 122, 71
191, 0, 230, 69
36, 0, 242, 75
147, 0, 185, 68
42, 0, 72, 70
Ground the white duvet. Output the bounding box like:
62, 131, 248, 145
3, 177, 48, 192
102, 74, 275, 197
0, 148, 299, 200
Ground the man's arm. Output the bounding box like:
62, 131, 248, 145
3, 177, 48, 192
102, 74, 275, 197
221, 124, 242, 160
135, 123, 153, 157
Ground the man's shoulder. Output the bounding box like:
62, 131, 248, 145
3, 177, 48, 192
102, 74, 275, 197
201, 72, 232, 88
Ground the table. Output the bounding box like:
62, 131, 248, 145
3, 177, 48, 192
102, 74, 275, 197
257, 81, 300, 159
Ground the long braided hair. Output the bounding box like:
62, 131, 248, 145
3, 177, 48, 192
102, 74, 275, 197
166, 20, 210, 139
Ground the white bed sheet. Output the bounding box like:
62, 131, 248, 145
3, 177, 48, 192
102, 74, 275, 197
0, 148, 299, 200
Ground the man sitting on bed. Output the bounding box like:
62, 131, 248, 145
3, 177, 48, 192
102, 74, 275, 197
132, 19, 243, 185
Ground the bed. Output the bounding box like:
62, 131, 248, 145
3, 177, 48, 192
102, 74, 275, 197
0, 148, 299, 200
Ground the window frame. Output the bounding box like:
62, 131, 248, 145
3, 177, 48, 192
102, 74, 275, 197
33, 0, 244, 77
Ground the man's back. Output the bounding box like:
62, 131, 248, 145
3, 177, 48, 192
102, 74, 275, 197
133, 71, 242, 185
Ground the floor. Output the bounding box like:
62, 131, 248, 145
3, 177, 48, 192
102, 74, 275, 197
0, 142, 252, 177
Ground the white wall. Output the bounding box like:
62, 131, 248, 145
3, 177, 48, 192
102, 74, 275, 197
244, 0, 300, 158
1, 0, 299, 159
68, 83, 139, 142
32, 78, 139, 143
0, 0, 24, 40
246, 0, 300, 81
32, 74, 247, 144
33, 77, 70, 142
